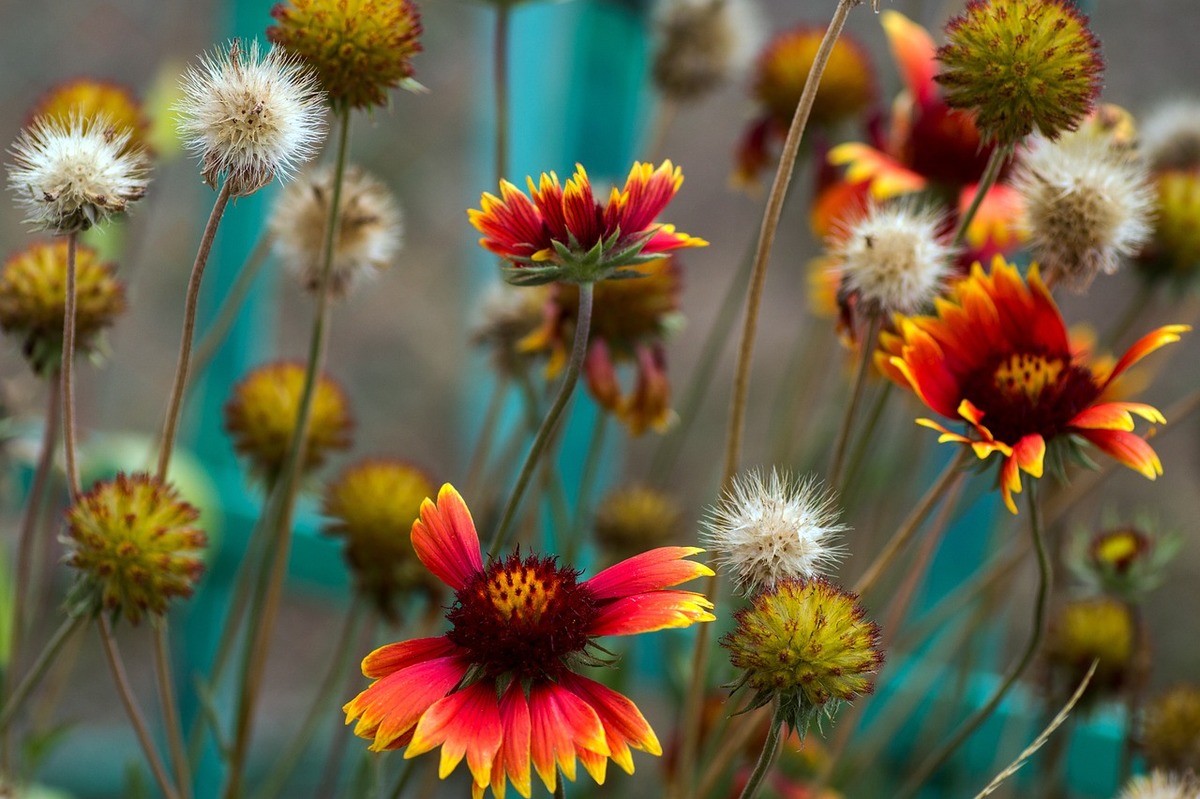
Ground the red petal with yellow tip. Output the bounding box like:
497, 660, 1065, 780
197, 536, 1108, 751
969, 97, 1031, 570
829, 143, 927, 198
589, 590, 715, 637
361, 636, 462, 679
343, 655, 468, 751
560, 672, 662, 775
1070, 402, 1165, 431
410, 484, 483, 591
1104, 325, 1191, 388
490, 683, 532, 799
880, 10, 937, 106
528, 681, 608, 793
585, 546, 712, 599
1076, 429, 1163, 480
406, 680, 503, 791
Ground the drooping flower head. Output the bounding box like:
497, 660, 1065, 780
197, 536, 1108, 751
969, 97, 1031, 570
0, 240, 126, 375
224, 361, 353, 483
520, 256, 683, 434
64, 473, 207, 625
935, 0, 1103, 145
7, 113, 149, 233
270, 164, 402, 298
1142, 685, 1200, 774
721, 577, 883, 732
29, 78, 151, 154
344, 484, 714, 798
651, 0, 758, 103
878, 257, 1188, 513
469, 160, 707, 285
594, 484, 683, 564
269, 0, 423, 110
1116, 771, 1199, 799
322, 459, 437, 620
175, 39, 326, 197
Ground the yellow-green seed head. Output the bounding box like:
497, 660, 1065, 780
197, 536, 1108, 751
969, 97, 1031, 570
1142, 684, 1200, 773
935, 0, 1103, 145
1045, 597, 1136, 701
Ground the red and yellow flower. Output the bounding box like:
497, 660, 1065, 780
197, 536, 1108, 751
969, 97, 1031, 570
344, 484, 714, 797
469, 160, 707, 285
879, 257, 1188, 513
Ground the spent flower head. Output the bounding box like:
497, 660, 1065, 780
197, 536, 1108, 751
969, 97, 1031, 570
1142, 684, 1200, 773
176, 39, 326, 197
8, 114, 149, 233
703, 469, 846, 595
1141, 100, 1200, 174
64, 473, 207, 625
1065, 522, 1181, 599
1117, 772, 1199, 799
935, 0, 1103, 145
651, 0, 758, 103
270, 164, 402, 298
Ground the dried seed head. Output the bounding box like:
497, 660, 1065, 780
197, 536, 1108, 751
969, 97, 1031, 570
1142, 685, 1200, 774
651, 0, 759, 102
1141, 100, 1200, 173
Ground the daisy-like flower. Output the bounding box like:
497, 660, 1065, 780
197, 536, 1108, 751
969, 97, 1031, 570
175, 39, 326, 197
343, 484, 714, 798
269, 164, 402, 298
1117, 771, 1199, 799
878, 256, 1189, 513
702, 468, 846, 595
29, 78, 151, 154
1143, 685, 1200, 773
7, 114, 149, 233
651, 0, 759, 104
1011, 132, 1154, 291
469, 160, 707, 285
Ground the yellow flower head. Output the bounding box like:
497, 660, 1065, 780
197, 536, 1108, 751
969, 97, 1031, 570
1045, 597, 1136, 701
1142, 684, 1200, 773
594, 484, 683, 564
224, 361, 353, 483
65, 473, 207, 625
753, 27, 873, 131
269, 0, 424, 111
0, 240, 126, 375
29, 78, 151, 155
1141, 169, 1200, 283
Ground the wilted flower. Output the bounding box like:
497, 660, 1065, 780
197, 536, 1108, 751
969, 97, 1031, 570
343, 485, 713, 797
269, 0, 423, 110
0, 240, 125, 374
722, 577, 882, 732
8, 114, 149, 233
594, 484, 683, 563
1045, 597, 1137, 702
651, 0, 758, 103
1142, 684, 1200, 773
1116, 771, 1198, 799
878, 257, 1187, 513
270, 164, 402, 298
224, 361, 353, 483
29, 78, 151, 154
702, 469, 845, 595
176, 39, 326, 197
935, 0, 1103, 145
64, 473, 207, 624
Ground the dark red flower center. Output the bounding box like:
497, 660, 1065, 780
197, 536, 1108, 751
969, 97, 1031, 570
960, 350, 1102, 445
445, 552, 598, 680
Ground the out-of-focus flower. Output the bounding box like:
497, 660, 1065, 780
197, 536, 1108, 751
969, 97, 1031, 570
65, 473, 206, 625
471, 284, 549, 380
343, 484, 713, 798
1142, 685, 1200, 774
175, 39, 326, 197
322, 459, 437, 620
935, 0, 1103, 145
594, 484, 682, 564
651, 0, 758, 103
1140, 101, 1200, 174
1011, 131, 1154, 291
878, 257, 1187, 513
702, 469, 845, 595
470, 161, 706, 285
722, 577, 882, 733
1045, 597, 1136, 702
29, 79, 151, 154
270, 165, 402, 298
1065, 522, 1181, 599
1116, 771, 1198, 799
0, 240, 125, 375
7, 114, 149, 233
734, 26, 874, 187
268, 0, 423, 110
224, 361, 353, 483
520, 256, 683, 434
1142, 170, 1200, 282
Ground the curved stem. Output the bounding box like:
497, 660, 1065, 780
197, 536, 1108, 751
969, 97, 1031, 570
493, 2, 510, 183
736, 703, 785, 799
896, 482, 1051, 799
61, 232, 81, 500
952, 144, 1011, 248
487, 281, 594, 556
98, 616, 179, 799
554, 779, 566, 799
0, 613, 86, 735
153, 619, 192, 799
829, 315, 880, 492
157, 181, 234, 481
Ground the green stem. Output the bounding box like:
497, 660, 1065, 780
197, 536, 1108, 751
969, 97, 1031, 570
384, 758, 416, 799
157, 181, 234, 481
896, 482, 1051, 799
554, 778, 566, 799
153, 619, 193, 799
952, 144, 1011, 248
493, 2, 510, 183
829, 315, 880, 493
488, 281, 594, 556
736, 704, 785, 799
61, 232, 81, 500
0, 613, 86, 734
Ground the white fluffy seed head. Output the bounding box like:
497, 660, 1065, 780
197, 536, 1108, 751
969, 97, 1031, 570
831, 202, 955, 316
269, 165, 402, 299
651, 0, 762, 102
1140, 100, 1200, 173
1013, 132, 1155, 292
1116, 771, 1197, 799
176, 39, 327, 197
7, 114, 149, 233
702, 468, 847, 595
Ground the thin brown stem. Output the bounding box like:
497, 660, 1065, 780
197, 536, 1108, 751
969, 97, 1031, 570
61, 232, 81, 500
153, 619, 193, 799
952, 144, 1011, 248
157, 181, 234, 481
829, 315, 881, 492
0, 613, 86, 735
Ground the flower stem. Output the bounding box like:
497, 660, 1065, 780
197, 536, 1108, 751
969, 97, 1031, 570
829, 314, 881, 492
98, 615, 180, 799
554, 779, 566, 799
736, 703, 785, 799
156, 180, 234, 481
488, 281, 594, 556
153, 618, 193, 799
0, 613, 86, 735
896, 482, 1051, 799
841, 381, 894, 497
493, 2, 510, 183
952, 144, 1011, 248
61, 231, 81, 500
696, 704, 771, 798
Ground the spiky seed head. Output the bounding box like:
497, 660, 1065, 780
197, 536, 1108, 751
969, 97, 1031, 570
651, 0, 759, 102
594, 484, 683, 564
1142, 685, 1200, 773
1116, 772, 1198, 799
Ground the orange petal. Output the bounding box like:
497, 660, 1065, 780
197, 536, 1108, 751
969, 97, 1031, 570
828, 142, 927, 199
1012, 434, 1046, 479
1105, 325, 1190, 387
585, 547, 712, 600
1077, 429, 1164, 480
344, 656, 468, 751
407, 681, 503, 792
560, 673, 662, 776
411, 484, 483, 591
528, 681, 608, 793
588, 590, 715, 637
490, 683, 532, 799
361, 637, 462, 679
1070, 402, 1165, 431
880, 10, 937, 106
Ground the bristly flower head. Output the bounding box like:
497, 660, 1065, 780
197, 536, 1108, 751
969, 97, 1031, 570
1117, 772, 1199, 799
469, 160, 707, 285
935, 0, 1103, 145
344, 484, 714, 797
651, 0, 759, 103
29, 78, 151, 155
721, 577, 883, 733
269, 0, 423, 111
270, 164, 402, 298
703, 469, 846, 595
1142, 684, 1200, 774
7, 114, 149, 233
0, 240, 126, 375
175, 39, 326, 197
830, 201, 955, 317
1012, 132, 1154, 291
64, 473, 207, 625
